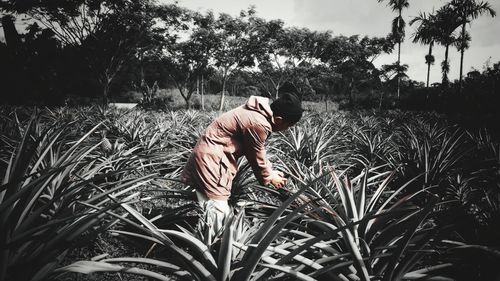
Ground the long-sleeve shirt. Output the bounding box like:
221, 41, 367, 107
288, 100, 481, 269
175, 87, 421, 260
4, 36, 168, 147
181, 96, 275, 200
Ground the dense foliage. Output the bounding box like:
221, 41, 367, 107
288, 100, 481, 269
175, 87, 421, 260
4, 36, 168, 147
1, 1, 498, 280
1, 0, 497, 118
1, 105, 499, 280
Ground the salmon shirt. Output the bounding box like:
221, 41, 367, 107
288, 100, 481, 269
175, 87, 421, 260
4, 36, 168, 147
181, 96, 276, 200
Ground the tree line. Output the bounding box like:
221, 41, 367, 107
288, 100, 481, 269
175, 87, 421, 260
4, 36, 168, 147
0, 0, 497, 114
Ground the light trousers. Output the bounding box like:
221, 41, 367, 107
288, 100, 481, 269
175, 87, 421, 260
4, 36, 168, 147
196, 190, 232, 244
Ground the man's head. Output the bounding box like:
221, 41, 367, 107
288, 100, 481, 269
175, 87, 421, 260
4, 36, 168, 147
270, 93, 303, 132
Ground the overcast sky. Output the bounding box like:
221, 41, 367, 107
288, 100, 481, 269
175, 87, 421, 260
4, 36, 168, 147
168, 0, 500, 84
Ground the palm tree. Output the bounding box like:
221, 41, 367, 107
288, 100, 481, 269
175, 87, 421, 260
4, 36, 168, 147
448, 0, 496, 92
410, 12, 439, 89
435, 6, 461, 87
378, 0, 410, 98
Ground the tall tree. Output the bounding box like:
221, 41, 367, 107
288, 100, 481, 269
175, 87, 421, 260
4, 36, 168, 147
377, 0, 410, 98
435, 6, 461, 87
0, 0, 116, 46
0, 0, 185, 104
275, 27, 331, 99
380, 63, 409, 99
1, 16, 22, 49
135, 3, 192, 94
81, 1, 179, 104
211, 8, 270, 110
448, 0, 496, 92
1, 15, 26, 103
410, 12, 439, 89
249, 19, 288, 99
163, 28, 215, 108
322, 35, 393, 106
191, 11, 219, 109
141, 6, 212, 109
308, 64, 340, 111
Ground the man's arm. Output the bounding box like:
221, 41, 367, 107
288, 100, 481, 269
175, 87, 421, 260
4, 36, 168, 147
243, 124, 286, 187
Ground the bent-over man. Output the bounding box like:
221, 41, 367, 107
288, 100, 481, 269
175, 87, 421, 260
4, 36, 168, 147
181, 93, 303, 241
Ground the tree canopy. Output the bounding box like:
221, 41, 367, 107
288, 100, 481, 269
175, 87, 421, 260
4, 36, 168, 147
0, 0, 497, 114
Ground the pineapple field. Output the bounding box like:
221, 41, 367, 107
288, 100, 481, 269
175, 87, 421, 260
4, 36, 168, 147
1, 105, 499, 281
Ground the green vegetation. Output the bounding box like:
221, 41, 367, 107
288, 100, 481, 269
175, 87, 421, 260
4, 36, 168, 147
1, 0, 499, 280
1, 104, 498, 280
0, 0, 497, 118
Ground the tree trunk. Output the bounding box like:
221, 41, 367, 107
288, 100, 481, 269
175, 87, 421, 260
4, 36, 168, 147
180, 88, 190, 109
2, 16, 22, 49
219, 75, 227, 111
196, 76, 200, 109
425, 42, 433, 105
426, 60, 431, 88
442, 44, 450, 87
201, 74, 205, 110
397, 41, 401, 99
458, 22, 466, 94
378, 89, 384, 110
348, 78, 354, 106
196, 76, 199, 96
396, 9, 402, 100
426, 43, 433, 88
324, 95, 328, 112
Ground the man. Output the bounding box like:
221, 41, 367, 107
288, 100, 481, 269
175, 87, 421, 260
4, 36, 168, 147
181, 93, 303, 240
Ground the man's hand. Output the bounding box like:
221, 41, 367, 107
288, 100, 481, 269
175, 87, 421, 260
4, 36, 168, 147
270, 170, 287, 188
